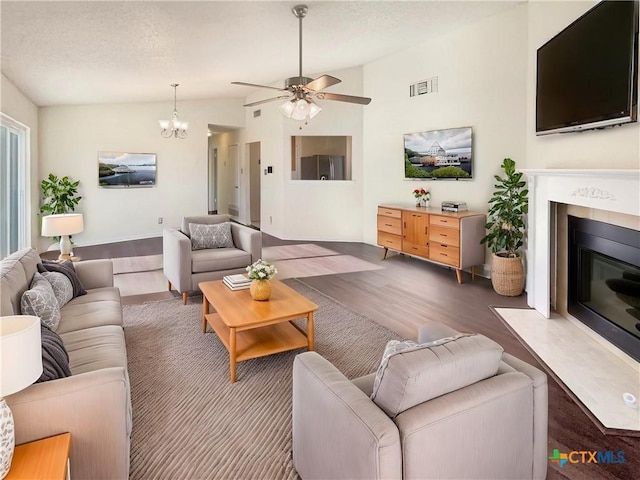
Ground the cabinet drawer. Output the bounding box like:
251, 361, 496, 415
402, 242, 430, 258
429, 225, 460, 247
378, 232, 402, 251
430, 215, 460, 229
378, 207, 402, 219
377, 215, 402, 235
429, 243, 460, 267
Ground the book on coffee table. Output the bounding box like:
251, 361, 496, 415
223, 274, 251, 290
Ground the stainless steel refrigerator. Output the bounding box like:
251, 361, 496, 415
300, 155, 345, 180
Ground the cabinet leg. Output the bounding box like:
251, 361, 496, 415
471, 266, 476, 281
455, 269, 463, 284
382, 247, 389, 260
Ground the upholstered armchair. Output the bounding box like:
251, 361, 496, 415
293, 323, 548, 480
163, 215, 262, 304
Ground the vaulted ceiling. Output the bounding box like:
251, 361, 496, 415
1, 1, 519, 107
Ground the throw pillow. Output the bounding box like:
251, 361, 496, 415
370, 333, 504, 417
36, 323, 71, 383
40, 271, 73, 308
189, 222, 235, 250
21, 272, 61, 330
38, 259, 87, 298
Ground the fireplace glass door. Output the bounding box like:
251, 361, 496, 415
568, 215, 640, 362
578, 248, 640, 340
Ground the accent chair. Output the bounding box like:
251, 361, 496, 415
292, 322, 548, 480
163, 215, 261, 304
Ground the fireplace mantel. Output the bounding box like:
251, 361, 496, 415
522, 169, 640, 317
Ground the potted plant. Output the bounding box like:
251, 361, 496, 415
481, 158, 528, 296
40, 173, 82, 216
246, 259, 278, 301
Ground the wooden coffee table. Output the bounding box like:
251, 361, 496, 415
199, 279, 318, 383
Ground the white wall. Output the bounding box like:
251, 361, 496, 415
525, 1, 640, 169
209, 129, 244, 220
38, 97, 245, 249
1, 74, 40, 248
362, 4, 529, 250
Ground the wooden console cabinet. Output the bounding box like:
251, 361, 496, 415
377, 204, 486, 283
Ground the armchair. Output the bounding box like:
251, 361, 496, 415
163, 215, 262, 304
292, 323, 548, 480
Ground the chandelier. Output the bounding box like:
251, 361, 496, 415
159, 84, 188, 139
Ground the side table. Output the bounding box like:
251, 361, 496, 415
6, 432, 71, 480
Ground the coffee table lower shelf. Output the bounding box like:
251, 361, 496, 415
205, 312, 309, 376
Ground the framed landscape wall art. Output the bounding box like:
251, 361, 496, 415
98, 152, 157, 188
403, 127, 473, 179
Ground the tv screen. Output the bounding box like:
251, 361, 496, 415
404, 127, 472, 179
98, 152, 157, 188
536, 0, 639, 135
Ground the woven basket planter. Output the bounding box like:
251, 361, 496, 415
491, 253, 525, 296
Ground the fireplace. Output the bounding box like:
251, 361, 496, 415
568, 215, 640, 362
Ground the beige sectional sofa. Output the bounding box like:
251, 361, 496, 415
0, 248, 130, 479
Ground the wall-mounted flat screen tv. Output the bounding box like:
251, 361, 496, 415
404, 127, 472, 179
536, 0, 638, 135
98, 152, 157, 188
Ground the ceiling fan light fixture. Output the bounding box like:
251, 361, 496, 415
291, 99, 311, 120
279, 100, 296, 118
308, 100, 322, 119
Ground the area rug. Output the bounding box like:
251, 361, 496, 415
123, 279, 401, 479
262, 244, 340, 261
274, 255, 383, 279
112, 254, 163, 274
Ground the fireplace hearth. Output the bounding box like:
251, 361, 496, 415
568, 216, 640, 362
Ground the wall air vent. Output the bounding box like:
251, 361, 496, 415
253, 109, 261, 118
409, 76, 438, 97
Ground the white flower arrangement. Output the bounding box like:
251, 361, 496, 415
246, 259, 278, 280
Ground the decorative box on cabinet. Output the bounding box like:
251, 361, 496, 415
377, 204, 486, 284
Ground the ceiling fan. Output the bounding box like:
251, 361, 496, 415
232, 4, 371, 121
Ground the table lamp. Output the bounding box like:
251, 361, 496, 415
0, 315, 42, 479
41, 213, 84, 260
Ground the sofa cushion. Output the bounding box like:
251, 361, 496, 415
191, 248, 251, 273
60, 325, 128, 375
38, 260, 87, 298
37, 323, 71, 382
189, 222, 235, 250
0, 247, 40, 316
21, 272, 61, 330
41, 271, 73, 308
56, 287, 123, 334
370, 334, 504, 417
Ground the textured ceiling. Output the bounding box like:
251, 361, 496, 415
1, 1, 519, 107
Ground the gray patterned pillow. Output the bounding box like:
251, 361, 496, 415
189, 222, 235, 250
21, 272, 61, 330
40, 271, 73, 308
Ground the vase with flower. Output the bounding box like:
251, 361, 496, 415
246, 259, 278, 300
413, 188, 430, 207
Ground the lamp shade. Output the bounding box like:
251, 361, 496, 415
41, 213, 84, 237
0, 316, 42, 397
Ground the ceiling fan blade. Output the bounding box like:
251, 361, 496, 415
316, 92, 372, 105
304, 75, 341, 92
232, 81, 289, 92
243, 95, 292, 107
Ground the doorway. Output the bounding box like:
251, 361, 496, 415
247, 142, 261, 229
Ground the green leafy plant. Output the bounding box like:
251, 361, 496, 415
481, 158, 528, 257
40, 173, 81, 216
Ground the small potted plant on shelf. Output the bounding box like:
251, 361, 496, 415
481, 158, 528, 296
246, 259, 278, 301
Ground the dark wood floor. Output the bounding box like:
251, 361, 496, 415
71, 234, 638, 480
